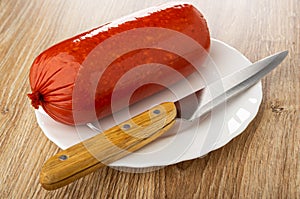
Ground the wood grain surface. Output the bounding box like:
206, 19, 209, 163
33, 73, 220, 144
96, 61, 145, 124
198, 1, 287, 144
0, 0, 299, 198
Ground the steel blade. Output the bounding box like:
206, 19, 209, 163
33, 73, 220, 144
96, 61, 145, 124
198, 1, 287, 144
180, 50, 288, 120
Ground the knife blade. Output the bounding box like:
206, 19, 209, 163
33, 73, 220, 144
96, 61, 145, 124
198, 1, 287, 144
40, 50, 288, 190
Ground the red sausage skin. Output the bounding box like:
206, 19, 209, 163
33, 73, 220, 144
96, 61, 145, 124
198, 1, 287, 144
28, 3, 210, 125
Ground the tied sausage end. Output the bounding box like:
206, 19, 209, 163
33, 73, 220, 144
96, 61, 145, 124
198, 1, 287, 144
28, 91, 43, 109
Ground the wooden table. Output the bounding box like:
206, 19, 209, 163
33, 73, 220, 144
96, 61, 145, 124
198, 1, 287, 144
0, 0, 299, 198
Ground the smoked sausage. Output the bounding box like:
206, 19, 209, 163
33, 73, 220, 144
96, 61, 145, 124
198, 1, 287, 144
28, 3, 210, 125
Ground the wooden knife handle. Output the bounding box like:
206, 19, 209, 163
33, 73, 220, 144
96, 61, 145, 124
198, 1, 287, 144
40, 102, 177, 190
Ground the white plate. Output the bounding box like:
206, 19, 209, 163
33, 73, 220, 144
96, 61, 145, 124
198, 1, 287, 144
35, 39, 262, 168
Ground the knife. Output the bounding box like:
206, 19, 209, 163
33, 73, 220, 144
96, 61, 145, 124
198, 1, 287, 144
40, 50, 288, 190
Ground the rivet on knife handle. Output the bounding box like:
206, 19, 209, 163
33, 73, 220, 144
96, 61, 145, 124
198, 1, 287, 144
40, 102, 177, 190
